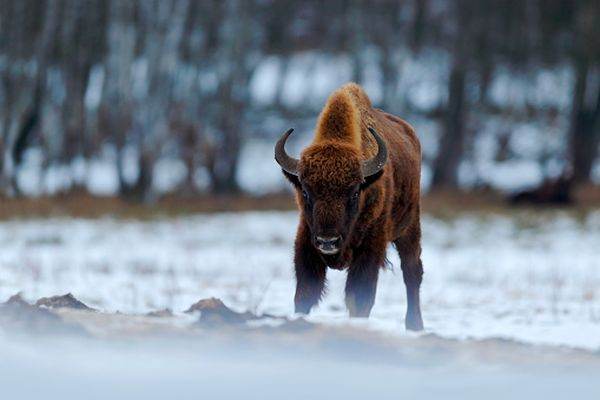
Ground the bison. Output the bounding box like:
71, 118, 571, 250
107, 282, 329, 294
274, 83, 424, 331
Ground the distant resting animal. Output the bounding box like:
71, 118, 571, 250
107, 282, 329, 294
274, 83, 424, 331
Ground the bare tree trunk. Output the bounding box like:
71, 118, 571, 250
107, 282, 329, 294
348, 0, 365, 84
380, 46, 397, 112
129, 150, 154, 200
0, 136, 5, 196
410, 0, 428, 52
212, 79, 242, 194
102, 0, 136, 197
567, 1, 600, 184
180, 124, 200, 196
432, 62, 467, 189
367, 2, 403, 113
209, 0, 258, 194
569, 60, 600, 183
60, 0, 97, 190
1, 0, 60, 196
274, 58, 290, 108
10, 85, 42, 196
127, 0, 190, 202
431, 0, 469, 190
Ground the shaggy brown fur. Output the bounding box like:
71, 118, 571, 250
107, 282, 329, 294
280, 83, 424, 331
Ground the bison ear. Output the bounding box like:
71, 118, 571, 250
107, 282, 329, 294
360, 169, 384, 190
282, 170, 301, 189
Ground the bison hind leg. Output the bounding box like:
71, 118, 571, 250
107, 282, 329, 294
394, 229, 424, 331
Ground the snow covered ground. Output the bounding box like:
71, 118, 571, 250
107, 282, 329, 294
1, 210, 599, 350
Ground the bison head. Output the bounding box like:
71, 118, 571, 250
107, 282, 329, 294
275, 128, 387, 256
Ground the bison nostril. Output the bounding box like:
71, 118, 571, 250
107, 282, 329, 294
315, 236, 341, 247
315, 236, 342, 255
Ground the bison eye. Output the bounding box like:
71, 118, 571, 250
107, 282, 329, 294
302, 190, 309, 201
348, 190, 360, 208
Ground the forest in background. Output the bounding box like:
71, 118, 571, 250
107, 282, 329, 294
1, 0, 599, 201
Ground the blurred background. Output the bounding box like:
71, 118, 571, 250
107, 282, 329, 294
1, 0, 599, 203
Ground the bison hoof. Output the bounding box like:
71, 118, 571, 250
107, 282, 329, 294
405, 315, 424, 331
294, 304, 312, 315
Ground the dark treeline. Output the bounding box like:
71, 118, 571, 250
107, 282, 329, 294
0, 0, 599, 200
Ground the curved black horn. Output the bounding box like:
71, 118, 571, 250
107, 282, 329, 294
274, 128, 299, 176
362, 127, 388, 178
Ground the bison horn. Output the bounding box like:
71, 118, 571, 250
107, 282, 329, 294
362, 127, 388, 178
274, 128, 299, 176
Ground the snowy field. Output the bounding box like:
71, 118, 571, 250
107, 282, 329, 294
1, 210, 599, 350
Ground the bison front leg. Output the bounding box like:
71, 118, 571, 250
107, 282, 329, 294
345, 261, 379, 318
294, 224, 327, 314
345, 239, 385, 318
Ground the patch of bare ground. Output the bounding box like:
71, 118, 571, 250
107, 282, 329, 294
36, 293, 96, 311
424, 186, 600, 216
1, 186, 599, 220
0, 294, 87, 336
0, 191, 296, 220
1, 293, 599, 368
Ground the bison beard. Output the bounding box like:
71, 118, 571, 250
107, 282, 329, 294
275, 83, 424, 331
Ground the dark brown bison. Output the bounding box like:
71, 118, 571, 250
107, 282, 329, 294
274, 83, 424, 331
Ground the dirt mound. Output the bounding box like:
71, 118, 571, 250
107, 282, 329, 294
509, 175, 573, 205
186, 297, 257, 326
186, 297, 289, 327
146, 308, 173, 318
0, 293, 87, 336
35, 293, 95, 311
